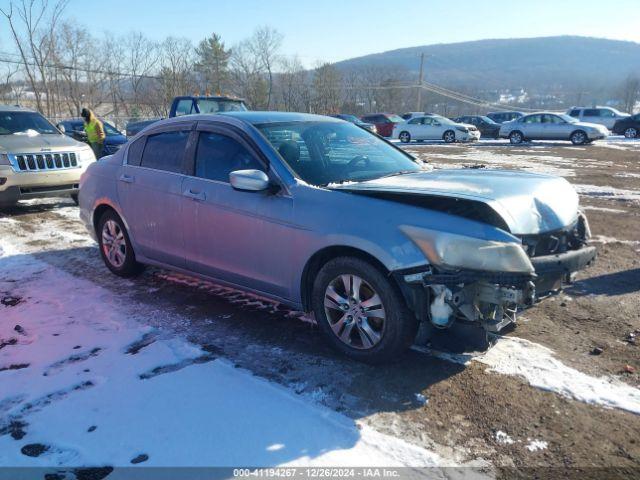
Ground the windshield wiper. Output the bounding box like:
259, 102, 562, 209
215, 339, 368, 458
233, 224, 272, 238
372, 170, 421, 180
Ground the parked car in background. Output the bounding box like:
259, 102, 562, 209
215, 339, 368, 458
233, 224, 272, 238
486, 111, 524, 124
125, 95, 248, 137
566, 106, 629, 130
393, 115, 480, 143
453, 115, 501, 139
57, 118, 127, 156
80, 111, 595, 363
499, 112, 608, 145
360, 113, 405, 137
401, 112, 432, 121
331, 114, 377, 133
0, 105, 96, 207
612, 113, 640, 138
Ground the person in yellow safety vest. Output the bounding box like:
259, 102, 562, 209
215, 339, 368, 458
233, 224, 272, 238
80, 108, 105, 159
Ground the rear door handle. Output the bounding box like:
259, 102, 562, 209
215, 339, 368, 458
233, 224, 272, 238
183, 188, 206, 202
119, 174, 134, 184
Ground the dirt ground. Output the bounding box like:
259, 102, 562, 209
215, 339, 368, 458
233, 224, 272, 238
1, 137, 639, 477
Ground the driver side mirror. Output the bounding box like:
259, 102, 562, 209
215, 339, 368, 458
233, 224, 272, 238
229, 169, 270, 192
57, 124, 65, 134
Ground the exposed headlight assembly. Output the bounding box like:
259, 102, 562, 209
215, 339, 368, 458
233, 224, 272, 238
401, 226, 534, 274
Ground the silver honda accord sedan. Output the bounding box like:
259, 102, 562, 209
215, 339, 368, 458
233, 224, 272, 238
79, 112, 596, 363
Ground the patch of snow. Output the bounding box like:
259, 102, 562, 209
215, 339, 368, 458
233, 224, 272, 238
431, 336, 640, 415
590, 235, 640, 246
414, 393, 428, 406
525, 439, 548, 452
613, 172, 640, 179
0, 237, 461, 469
582, 206, 627, 214
494, 431, 514, 445
574, 184, 640, 203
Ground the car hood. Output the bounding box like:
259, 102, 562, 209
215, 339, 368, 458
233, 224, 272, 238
0, 133, 86, 153
333, 169, 579, 235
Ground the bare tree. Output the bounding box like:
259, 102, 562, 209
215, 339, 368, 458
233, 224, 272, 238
619, 75, 640, 113
312, 62, 342, 114
276, 56, 308, 112
0, 0, 69, 115
230, 40, 268, 109
156, 37, 197, 116
123, 32, 159, 116
247, 26, 283, 109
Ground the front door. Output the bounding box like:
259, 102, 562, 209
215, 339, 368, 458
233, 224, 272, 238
181, 124, 294, 300
116, 126, 192, 267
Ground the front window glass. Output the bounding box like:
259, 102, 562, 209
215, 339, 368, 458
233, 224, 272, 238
0, 111, 59, 135
387, 115, 405, 123
557, 114, 577, 123
569, 109, 580, 117
523, 115, 541, 124
583, 109, 599, 117
174, 99, 194, 116
257, 121, 421, 186
480, 116, 497, 124
194, 132, 263, 182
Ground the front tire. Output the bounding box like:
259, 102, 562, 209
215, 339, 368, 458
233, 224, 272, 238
70, 193, 79, 205
624, 127, 638, 139
97, 210, 144, 278
570, 130, 588, 145
509, 131, 524, 144
312, 257, 418, 364
443, 130, 456, 143
399, 131, 411, 143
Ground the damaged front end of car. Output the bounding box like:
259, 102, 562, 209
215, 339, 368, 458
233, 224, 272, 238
395, 212, 596, 340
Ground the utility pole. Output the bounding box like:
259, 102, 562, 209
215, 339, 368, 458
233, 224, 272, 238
416, 52, 425, 111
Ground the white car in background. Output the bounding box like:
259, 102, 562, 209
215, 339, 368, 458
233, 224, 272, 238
393, 115, 480, 143
566, 106, 629, 130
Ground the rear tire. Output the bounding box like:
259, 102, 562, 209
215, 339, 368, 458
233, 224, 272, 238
509, 131, 524, 144
312, 257, 418, 364
570, 130, 588, 145
399, 131, 411, 143
624, 127, 638, 139
97, 210, 144, 278
443, 130, 456, 143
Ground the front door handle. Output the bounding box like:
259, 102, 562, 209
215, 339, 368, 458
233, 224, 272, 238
119, 174, 134, 184
183, 188, 206, 202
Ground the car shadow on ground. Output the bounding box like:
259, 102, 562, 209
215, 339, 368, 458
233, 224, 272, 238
0, 199, 75, 218
16, 245, 468, 422
566, 268, 640, 297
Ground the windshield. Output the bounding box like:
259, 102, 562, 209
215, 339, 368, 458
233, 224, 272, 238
558, 114, 578, 123
256, 121, 422, 186
387, 115, 405, 123
103, 122, 122, 136
0, 111, 59, 135
196, 99, 247, 113
480, 116, 498, 124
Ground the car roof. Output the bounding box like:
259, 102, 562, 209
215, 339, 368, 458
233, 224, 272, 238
0, 104, 36, 113
150, 111, 342, 128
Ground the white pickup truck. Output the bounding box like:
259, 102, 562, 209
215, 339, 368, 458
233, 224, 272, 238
0, 105, 96, 207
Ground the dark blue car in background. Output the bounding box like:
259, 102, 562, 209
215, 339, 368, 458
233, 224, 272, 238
57, 118, 128, 156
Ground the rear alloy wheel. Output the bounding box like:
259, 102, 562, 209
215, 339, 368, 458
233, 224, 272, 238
509, 131, 524, 144
312, 257, 418, 363
624, 127, 638, 139
97, 210, 144, 277
443, 130, 456, 143
399, 131, 411, 143
570, 130, 588, 145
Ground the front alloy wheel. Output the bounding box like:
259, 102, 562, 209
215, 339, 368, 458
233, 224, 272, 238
97, 210, 144, 277
312, 257, 418, 363
624, 127, 638, 139
324, 274, 385, 350
443, 130, 456, 143
102, 219, 127, 269
399, 131, 411, 143
570, 130, 588, 145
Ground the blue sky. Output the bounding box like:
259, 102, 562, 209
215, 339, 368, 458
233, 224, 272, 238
2, 0, 639, 66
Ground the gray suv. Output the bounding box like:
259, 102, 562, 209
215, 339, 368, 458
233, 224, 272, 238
80, 112, 596, 362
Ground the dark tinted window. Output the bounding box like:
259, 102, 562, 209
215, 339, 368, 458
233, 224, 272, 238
569, 109, 580, 117
583, 109, 599, 117
195, 132, 263, 182
127, 137, 146, 166
140, 130, 189, 173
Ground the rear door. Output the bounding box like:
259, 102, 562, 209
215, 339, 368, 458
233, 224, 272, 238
117, 124, 193, 267
181, 122, 294, 299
